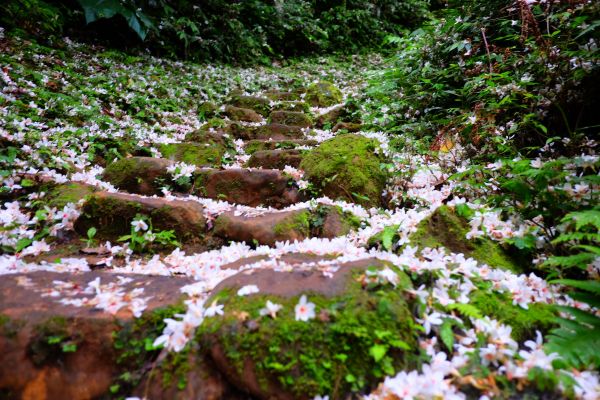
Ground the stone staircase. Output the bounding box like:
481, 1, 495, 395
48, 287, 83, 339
2, 82, 407, 400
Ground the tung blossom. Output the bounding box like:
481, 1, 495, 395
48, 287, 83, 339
295, 295, 316, 322
260, 300, 283, 319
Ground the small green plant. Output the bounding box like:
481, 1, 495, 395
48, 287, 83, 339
83, 227, 97, 247
118, 215, 180, 253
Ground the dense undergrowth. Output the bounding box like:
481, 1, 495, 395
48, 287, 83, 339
1, 0, 430, 64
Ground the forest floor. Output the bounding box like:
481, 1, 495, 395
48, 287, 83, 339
0, 34, 599, 399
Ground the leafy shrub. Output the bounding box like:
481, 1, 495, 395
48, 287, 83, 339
0, 0, 431, 64
365, 0, 600, 157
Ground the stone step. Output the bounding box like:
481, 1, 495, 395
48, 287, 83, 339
244, 139, 317, 154
159, 142, 227, 167
271, 100, 310, 114
192, 168, 302, 208
246, 149, 303, 169
75, 191, 206, 242
268, 110, 312, 128
0, 271, 195, 400
228, 95, 271, 117
213, 205, 360, 246
228, 122, 304, 141
263, 90, 302, 102
102, 156, 172, 196
197, 256, 414, 400
223, 105, 263, 123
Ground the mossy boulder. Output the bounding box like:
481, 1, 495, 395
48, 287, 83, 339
229, 95, 271, 117
253, 123, 305, 140
48, 182, 96, 209
316, 102, 361, 128
159, 142, 226, 167
213, 206, 360, 246
197, 258, 417, 399
272, 101, 311, 114
300, 134, 388, 207
214, 209, 311, 246
75, 192, 206, 242
246, 149, 303, 169
305, 81, 343, 107
316, 205, 362, 238
198, 101, 218, 119
223, 105, 263, 123
102, 157, 172, 196
269, 111, 312, 128
409, 205, 523, 272
264, 90, 302, 102
244, 139, 318, 155
470, 290, 556, 341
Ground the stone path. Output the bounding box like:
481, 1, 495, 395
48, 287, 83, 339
2, 81, 391, 399
2, 81, 522, 399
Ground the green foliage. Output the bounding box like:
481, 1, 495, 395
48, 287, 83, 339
1, 0, 430, 64
365, 0, 600, 155
117, 214, 180, 253
546, 279, 600, 369
77, 0, 155, 40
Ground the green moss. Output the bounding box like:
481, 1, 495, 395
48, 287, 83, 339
0, 314, 22, 339
112, 303, 187, 395
470, 290, 557, 341
272, 101, 311, 114
273, 210, 311, 236
245, 140, 306, 155
159, 142, 225, 167
305, 81, 343, 107
28, 316, 77, 367
409, 206, 522, 272
300, 134, 388, 207
102, 157, 139, 188
48, 182, 95, 209
269, 111, 313, 127
197, 267, 418, 398
76, 195, 143, 239
198, 101, 218, 119
102, 157, 170, 194
230, 95, 271, 117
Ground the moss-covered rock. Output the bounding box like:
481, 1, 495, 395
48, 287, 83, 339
269, 111, 313, 128
272, 101, 311, 114
264, 90, 302, 102
198, 101, 218, 119
315, 205, 362, 238
244, 139, 318, 155
300, 134, 388, 207
229, 95, 271, 117
213, 209, 311, 246
75, 192, 206, 242
102, 157, 172, 196
224, 105, 263, 122
470, 290, 557, 341
48, 182, 96, 209
409, 205, 523, 272
197, 259, 418, 399
246, 149, 303, 169
305, 81, 343, 107
253, 123, 305, 140
159, 143, 225, 167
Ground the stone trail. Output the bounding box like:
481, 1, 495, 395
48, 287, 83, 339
3, 81, 514, 399
3, 81, 387, 399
